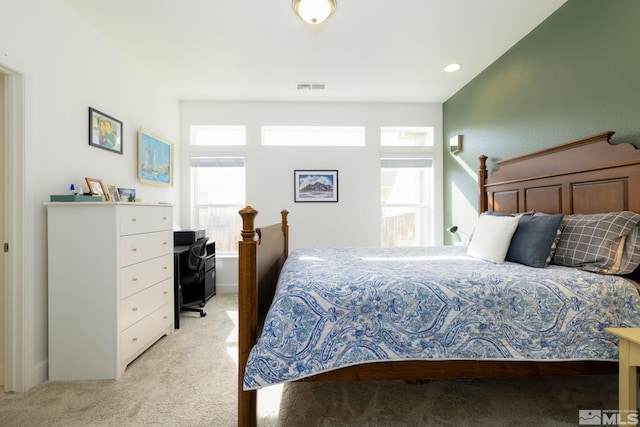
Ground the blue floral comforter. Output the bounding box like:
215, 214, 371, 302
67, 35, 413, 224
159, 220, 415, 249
243, 246, 640, 390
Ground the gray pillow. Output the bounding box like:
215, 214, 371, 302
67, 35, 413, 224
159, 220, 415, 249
553, 211, 640, 274
505, 214, 564, 268
616, 223, 640, 275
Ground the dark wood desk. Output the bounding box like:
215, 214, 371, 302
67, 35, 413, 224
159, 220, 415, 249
173, 245, 190, 329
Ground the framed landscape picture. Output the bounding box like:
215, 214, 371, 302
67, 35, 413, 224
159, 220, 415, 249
118, 187, 136, 202
138, 128, 173, 186
294, 170, 338, 202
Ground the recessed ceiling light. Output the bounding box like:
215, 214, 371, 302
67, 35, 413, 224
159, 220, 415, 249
444, 63, 462, 73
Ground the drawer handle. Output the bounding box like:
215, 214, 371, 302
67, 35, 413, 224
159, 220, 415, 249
163, 241, 168, 246
162, 216, 168, 220
163, 266, 168, 270
131, 248, 138, 252
131, 218, 137, 222
132, 277, 138, 282
163, 290, 168, 295
132, 337, 138, 342
132, 307, 138, 312
163, 315, 168, 320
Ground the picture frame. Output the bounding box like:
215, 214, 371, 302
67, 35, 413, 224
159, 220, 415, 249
138, 128, 173, 186
294, 170, 338, 202
89, 107, 123, 154
118, 187, 136, 202
85, 177, 108, 201
105, 184, 120, 202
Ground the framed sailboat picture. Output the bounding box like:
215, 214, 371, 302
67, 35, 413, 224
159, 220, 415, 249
138, 128, 173, 186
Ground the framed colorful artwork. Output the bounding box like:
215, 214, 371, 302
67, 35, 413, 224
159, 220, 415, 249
89, 107, 123, 154
138, 128, 173, 186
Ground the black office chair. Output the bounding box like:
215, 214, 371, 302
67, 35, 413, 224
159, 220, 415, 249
180, 238, 208, 317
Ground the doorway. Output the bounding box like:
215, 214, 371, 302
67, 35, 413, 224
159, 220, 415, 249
0, 56, 34, 393
0, 70, 5, 391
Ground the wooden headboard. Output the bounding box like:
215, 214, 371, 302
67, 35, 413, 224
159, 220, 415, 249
479, 131, 640, 215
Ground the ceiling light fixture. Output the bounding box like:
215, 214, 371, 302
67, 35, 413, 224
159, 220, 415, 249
444, 63, 462, 73
293, 0, 337, 25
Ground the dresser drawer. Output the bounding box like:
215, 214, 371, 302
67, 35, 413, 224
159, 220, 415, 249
120, 254, 173, 299
120, 205, 172, 236
120, 302, 173, 364
119, 278, 172, 331
120, 230, 172, 267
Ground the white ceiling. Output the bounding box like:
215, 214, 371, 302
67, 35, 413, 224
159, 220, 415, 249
62, 0, 567, 103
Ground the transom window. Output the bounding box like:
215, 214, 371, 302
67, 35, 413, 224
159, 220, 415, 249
381, 127, 434, 147
262, 126, 365, 146
190, 125, 246, 146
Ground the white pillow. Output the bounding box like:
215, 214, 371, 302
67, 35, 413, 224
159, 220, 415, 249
467, 214, 520, 263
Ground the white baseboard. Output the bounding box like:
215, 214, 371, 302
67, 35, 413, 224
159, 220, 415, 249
35, 359, 47, 385
216, 282, 238, 294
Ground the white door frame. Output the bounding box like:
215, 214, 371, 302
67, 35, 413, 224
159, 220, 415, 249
1, 55, 34, 393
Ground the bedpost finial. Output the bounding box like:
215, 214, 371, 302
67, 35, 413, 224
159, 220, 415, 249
281, 210, 289, 226
239, 206, 258, 241
478, 156, 489, 213
479, 155, 488, 170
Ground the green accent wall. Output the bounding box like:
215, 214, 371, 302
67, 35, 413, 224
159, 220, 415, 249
442, 0, 640, 243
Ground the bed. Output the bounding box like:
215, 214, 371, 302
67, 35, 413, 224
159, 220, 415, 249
237, 131, 640, 426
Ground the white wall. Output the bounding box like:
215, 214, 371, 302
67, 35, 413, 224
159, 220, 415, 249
1, 0, 180, 386
180, 101, 443, 291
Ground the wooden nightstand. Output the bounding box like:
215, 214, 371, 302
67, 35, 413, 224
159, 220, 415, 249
605, 328, 640, 421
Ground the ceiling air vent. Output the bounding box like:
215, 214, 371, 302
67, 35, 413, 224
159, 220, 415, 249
297, 82, 326, 91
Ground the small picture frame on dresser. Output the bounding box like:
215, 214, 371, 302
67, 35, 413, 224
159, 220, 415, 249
118, 187, 136, 202
85, 177, 108, 201
105, 184, 120, 202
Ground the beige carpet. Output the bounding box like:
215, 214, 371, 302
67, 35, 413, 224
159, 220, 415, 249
0, 293, 619, 426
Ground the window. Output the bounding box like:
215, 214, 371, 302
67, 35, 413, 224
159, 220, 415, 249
189, 125, 246, 254
190, 125, 246, 146
381, 127, 434, 147
381, 154, 434, 247
190, 156, 245, 254
262, 126, 365, 146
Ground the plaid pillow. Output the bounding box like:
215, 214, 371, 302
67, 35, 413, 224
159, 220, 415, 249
617, 224, 640, 274
553, 211, 640, 274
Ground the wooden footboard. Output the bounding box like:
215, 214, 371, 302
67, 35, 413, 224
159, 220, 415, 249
236, 207, 617, 427
238, 206, 288, 427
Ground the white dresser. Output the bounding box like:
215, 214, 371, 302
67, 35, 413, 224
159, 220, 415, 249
47, 202, 174, 380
